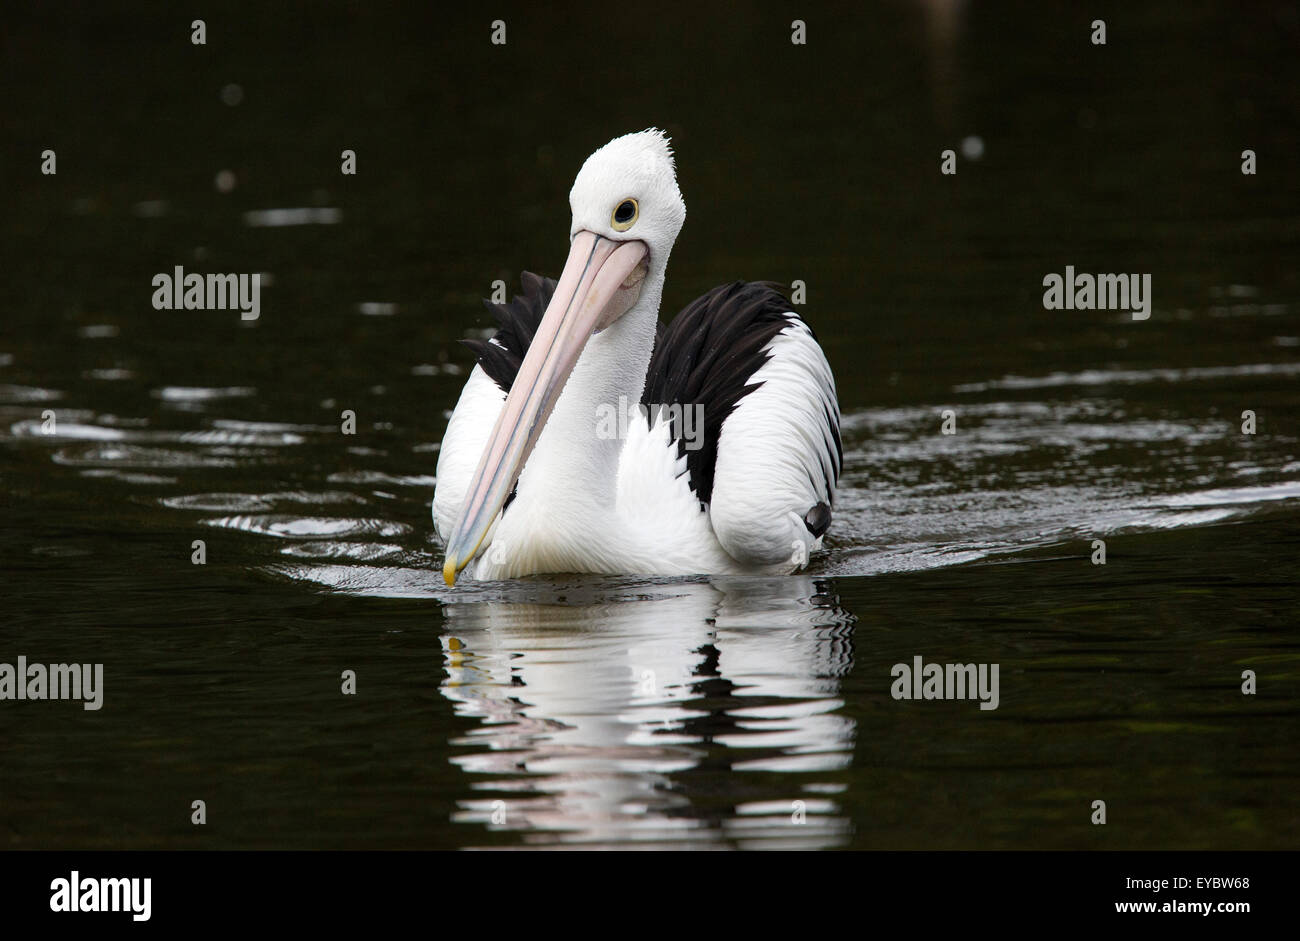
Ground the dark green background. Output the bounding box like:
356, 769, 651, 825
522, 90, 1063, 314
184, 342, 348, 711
2, 1, 1297, 848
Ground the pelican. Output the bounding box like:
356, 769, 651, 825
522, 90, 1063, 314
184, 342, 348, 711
434, 129, 841, 585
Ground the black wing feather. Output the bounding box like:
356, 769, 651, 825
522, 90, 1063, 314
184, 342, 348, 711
641, 282, 797, 506
461, 271, 556, 394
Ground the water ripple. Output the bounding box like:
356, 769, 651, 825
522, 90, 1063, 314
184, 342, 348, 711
954, 361, 1300, 393
202, 515, 412, 539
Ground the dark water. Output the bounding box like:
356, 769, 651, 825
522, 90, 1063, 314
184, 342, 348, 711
2, 2, 1298, 849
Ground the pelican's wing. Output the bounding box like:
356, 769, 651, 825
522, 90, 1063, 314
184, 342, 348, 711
641, 282, 841, 568
432, 273, 555, 540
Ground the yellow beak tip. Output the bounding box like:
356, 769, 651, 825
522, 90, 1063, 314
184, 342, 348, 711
442, 558, 458, 588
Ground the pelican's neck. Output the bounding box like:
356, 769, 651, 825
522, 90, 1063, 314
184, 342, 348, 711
519, 265, 666, 511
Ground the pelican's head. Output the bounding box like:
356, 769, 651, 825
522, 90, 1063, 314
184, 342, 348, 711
441, 129, 686, 587
567, 128, 686, 284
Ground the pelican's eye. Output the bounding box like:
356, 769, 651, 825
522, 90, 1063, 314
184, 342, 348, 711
611, 198, 639, 231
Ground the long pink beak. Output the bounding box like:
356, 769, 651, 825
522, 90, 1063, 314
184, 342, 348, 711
442, 230, 648, 585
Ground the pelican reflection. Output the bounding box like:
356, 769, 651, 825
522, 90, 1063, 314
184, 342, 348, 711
439, 576, 857, 849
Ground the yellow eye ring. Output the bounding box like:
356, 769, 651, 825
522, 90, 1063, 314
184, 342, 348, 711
611, 198, 639, 231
